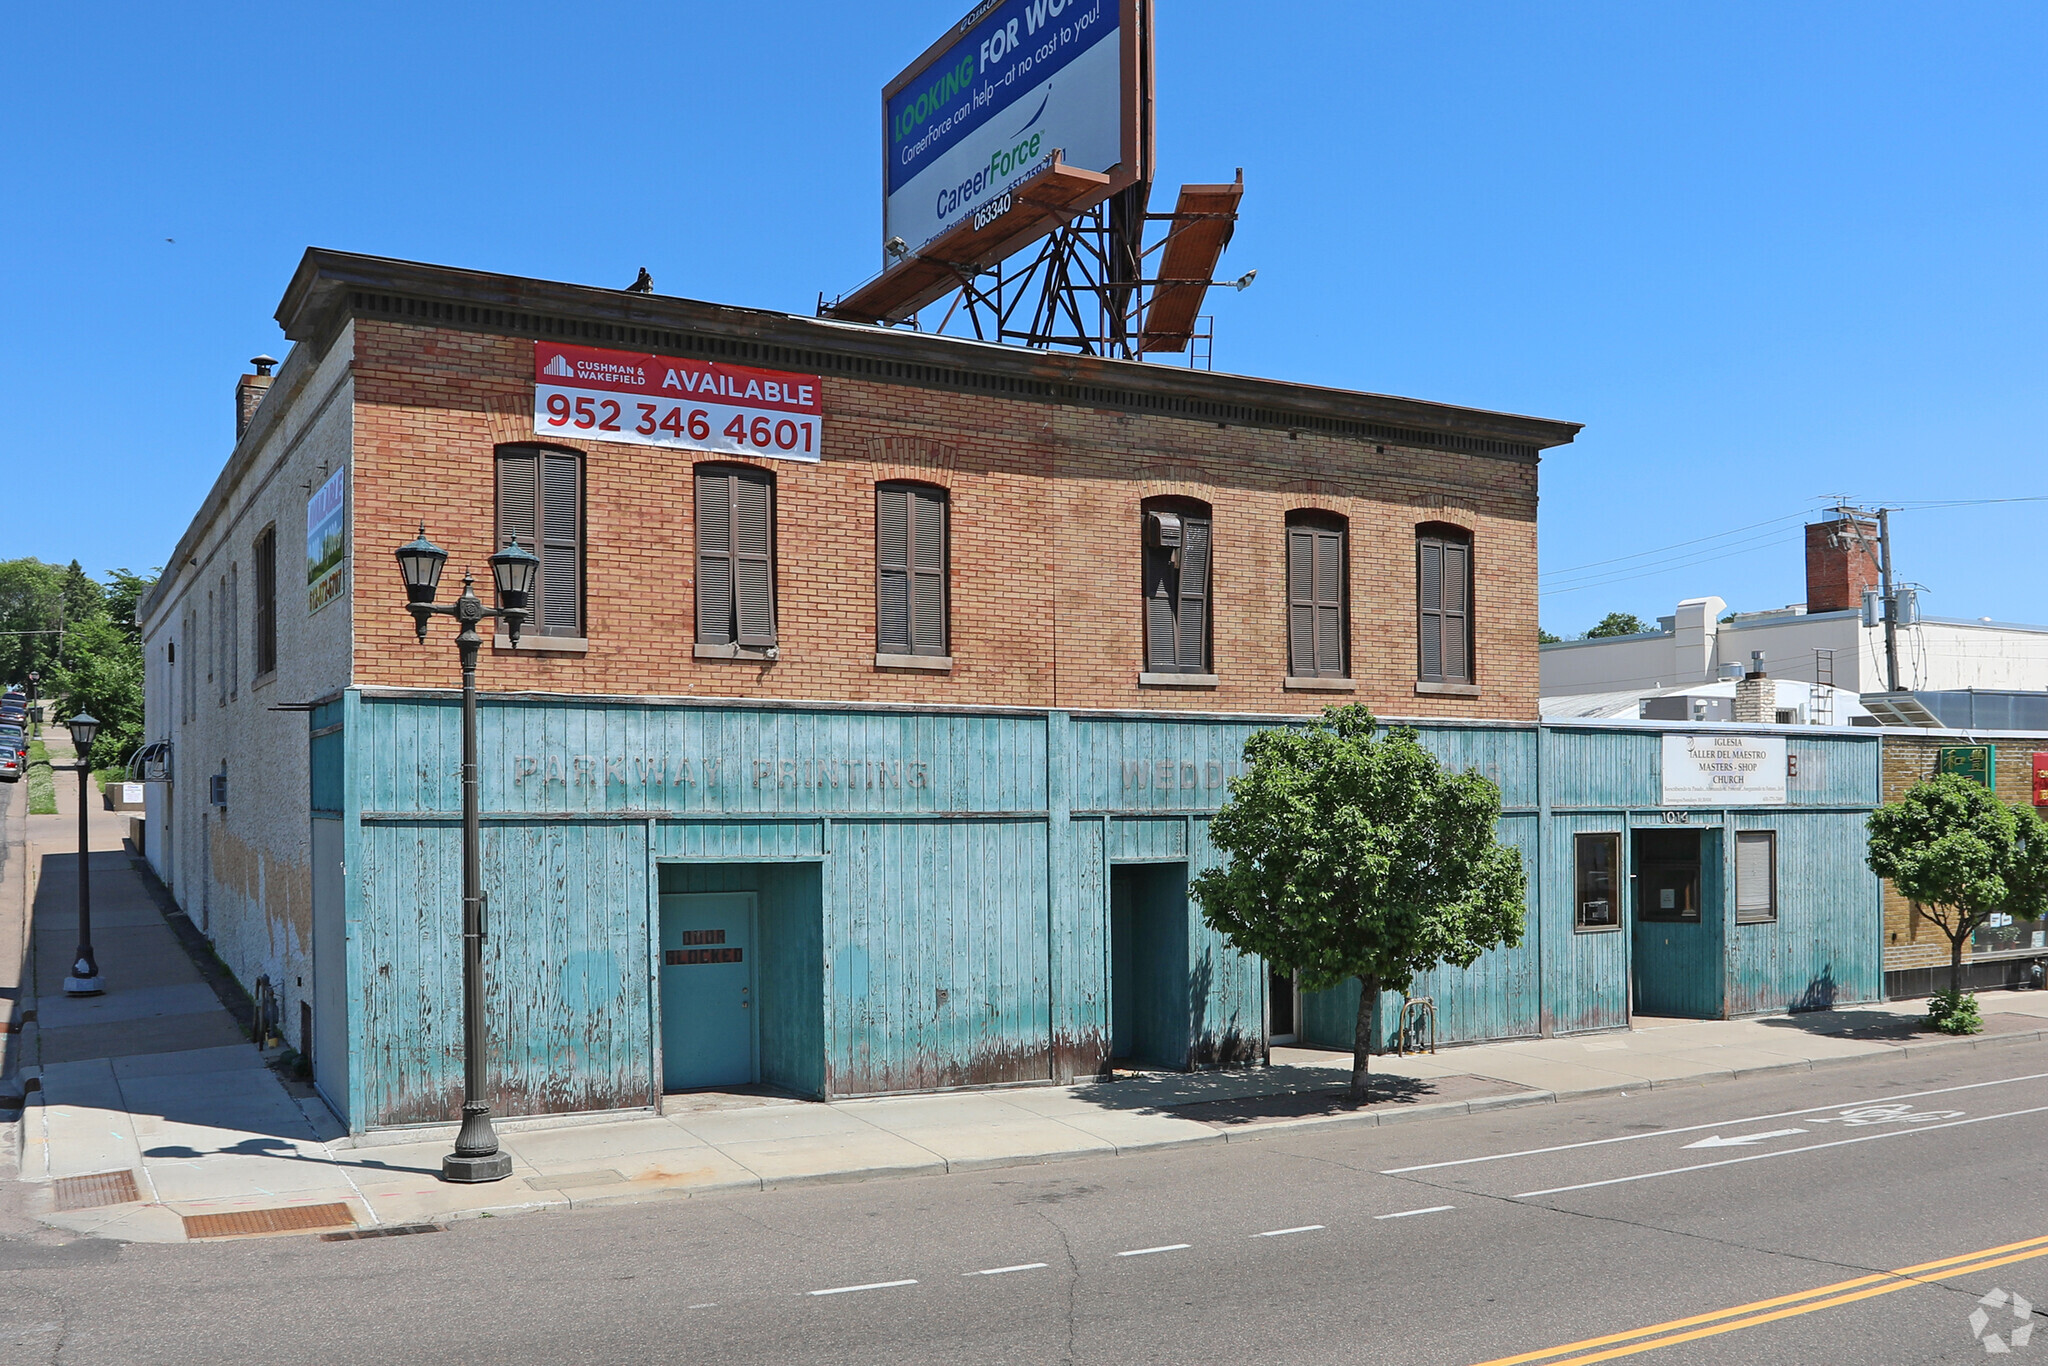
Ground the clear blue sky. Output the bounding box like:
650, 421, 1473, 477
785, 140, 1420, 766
4, 3, 2042, 633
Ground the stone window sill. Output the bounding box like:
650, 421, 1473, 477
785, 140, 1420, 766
1139, 672, 1220, 688
875, 653, 953, 671
1415, 681, 1480, 696
251, 670, 277, 693
694, 642, 776, 662
1285, 676, 1356, 692
495, 635, 589, 654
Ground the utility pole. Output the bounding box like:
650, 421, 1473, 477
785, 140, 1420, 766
1877, 507, 1901, 693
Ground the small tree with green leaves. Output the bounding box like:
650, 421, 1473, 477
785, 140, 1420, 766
1189, 705, 1527, 1101
1866, 774, 2048, 1006
1584, 612, 1649, 638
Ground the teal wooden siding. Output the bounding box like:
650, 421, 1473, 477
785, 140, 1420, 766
331, 694, 1886, 1130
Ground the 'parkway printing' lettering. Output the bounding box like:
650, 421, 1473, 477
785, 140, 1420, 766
509, 755, 929, 790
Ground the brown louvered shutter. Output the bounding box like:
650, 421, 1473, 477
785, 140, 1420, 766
733, 470, 776, 648
877, 484, 912, 652
1313, 524, 1345, 676
1176, 515, 1210, 671
539, 452, 581, 636
1290, 519, 1345, 677
694, 468, 734, 645
1440, 538, 1469, 682
497, 448, 540, 626
910, 489, 946, 655
1419, 538, 1444, 681
1143, 530, 1179, 672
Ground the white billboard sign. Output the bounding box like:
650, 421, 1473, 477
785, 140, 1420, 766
884, 0, 1135, 258
1660, 734, 1788, 807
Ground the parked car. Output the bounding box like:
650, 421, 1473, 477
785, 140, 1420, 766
0, 747, 18, 783
0, 724, 25, 768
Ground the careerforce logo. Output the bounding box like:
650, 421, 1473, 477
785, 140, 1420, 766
933, 133, 1044, 225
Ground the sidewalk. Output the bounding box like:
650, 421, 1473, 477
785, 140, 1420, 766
6, 772, 2048, 1242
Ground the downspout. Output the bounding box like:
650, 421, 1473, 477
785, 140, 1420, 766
1536, 721, 1551, 1036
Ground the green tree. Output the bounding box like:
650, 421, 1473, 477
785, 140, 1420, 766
1538, 628, 1562, 645
42, 566, 157, 771
60, 559, 105, 625
0, 558, 64, 684
1189, 705, 1527, 1101
1584, 612, 1649, 638
1866, 774, 2048, 998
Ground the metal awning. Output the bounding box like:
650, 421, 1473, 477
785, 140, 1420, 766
1860, 691, 1945, 727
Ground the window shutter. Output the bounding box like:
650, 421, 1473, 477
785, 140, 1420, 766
1143, 543, 1178, 672
695, 468, 733, 646
733, 471, 776, 648
540, 452, 581, 635
910, 489, 946, 655
1175, 515, 1210, 672
1737, 831, 1776, 921
876, 485, 911, 652
1441, 540, 1469, 682
498, 451, 538, 553
1287, 526, 1316, 676
1313, 525, 1344, 677
1419, 540, 1444, 681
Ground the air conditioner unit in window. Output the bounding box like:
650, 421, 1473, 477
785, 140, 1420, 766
1144, 510, 1183, 549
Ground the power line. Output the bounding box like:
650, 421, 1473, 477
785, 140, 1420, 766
1539, 505, 1821, 581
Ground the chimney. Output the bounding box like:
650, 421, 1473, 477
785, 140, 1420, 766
236, 354, 278, 440
1805, 515, 1881, 614
1734, 650, 1777, 723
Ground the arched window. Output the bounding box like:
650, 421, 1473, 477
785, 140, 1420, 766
1416, 522, 1473, 685
695, 463, 776, 651
1141, 497, 1212, 675
1286, 511, 1347, 679
876, 482, 948, 657
496, 444, 584, 637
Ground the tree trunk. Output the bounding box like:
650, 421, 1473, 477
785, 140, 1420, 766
1348, 975, 1381, 1103
1950, 932, 1965, 999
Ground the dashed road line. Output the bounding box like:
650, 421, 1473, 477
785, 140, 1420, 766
1376, 1205, 1455, 1220
1255, 1225, 1325, 1237
967, 1263, 1048, 1276
1118, 1243, 1190, 1257
809, 1279, 918, 1296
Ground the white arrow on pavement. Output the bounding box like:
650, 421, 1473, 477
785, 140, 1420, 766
1683, 1127, 1809, 1149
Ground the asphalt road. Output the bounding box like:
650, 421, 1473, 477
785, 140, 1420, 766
7, 1042, 2048, 1364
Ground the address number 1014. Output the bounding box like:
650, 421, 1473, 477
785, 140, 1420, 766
542, 394, 815, 454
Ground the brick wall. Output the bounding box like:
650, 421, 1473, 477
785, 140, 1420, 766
1880, 734, 2048, 972
349, 319, 1540, 720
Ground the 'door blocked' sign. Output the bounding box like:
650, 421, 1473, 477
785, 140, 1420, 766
1661, 734, 1788, 806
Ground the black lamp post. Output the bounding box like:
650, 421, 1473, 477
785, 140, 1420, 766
63, 711, 102, 996
394, 525, 539, 1183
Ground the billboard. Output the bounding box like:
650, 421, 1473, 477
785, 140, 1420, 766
884, 0, 1147, 261
533, 343, 824, 464
306, 466, 347, 615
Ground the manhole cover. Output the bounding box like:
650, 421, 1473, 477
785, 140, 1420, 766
183, 1203, 356, 1239
52, 1170, 141, 1211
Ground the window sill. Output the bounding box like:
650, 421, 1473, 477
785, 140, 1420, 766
875, 653, 953, 672
1138, 672, 1220, 688
1284, 676, 1356, 692
1573, 923, 1623, 935
694, 643, 777, 662
251, 670, 277, 693
494, 635, 589, 654
1414, 681, 1480, 696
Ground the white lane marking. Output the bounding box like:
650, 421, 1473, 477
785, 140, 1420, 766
1118, 1244, 1191, 1257
809, 1279, 918, 1296
686, 1303, 718, 1310
1682, 1127, 1809, 1149
1380, 1070, 2048, 1173
1254, 1225, 1326, 1237
1514, 1102, 2048, 1199
1375, 1205, 1454, 1220
967, 1263, 1048, 1276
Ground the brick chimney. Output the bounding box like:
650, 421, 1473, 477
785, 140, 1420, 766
236, 354, 277, 440
1734, 651, 1777, 723
1804, 515, 1881, 613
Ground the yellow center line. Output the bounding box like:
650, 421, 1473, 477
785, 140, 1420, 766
1470, 1233, 2048, 1366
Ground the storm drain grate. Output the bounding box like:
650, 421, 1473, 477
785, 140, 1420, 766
183, 1202, 356, 1239
52, 1170, 141, 1211
321, 1223, 443, 1242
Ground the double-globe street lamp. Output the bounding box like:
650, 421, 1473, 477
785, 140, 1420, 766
62, 711, 102, 996
393, 526, 540, 1183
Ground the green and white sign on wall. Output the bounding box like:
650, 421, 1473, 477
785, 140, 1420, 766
1936, 744, 1995, 788
306, 466, 347, 615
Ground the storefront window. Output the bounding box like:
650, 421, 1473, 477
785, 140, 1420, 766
1575, 832, 1620, 930
1975, 913, 2048, 954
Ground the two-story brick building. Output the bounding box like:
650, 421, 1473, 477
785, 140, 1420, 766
138, 250, 1887, 1136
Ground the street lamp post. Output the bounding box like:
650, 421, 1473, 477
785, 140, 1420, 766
63, 712, 102, 996
394, 525, 540, 1184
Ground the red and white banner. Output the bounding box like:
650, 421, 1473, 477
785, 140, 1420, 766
533, 342, 823, 463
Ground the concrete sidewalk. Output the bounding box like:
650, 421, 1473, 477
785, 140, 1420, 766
6, 771, 2048, 1242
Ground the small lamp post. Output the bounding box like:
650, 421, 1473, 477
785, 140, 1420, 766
27, 671, 41, 729
63, 711, 102, 996
393, 525, 539, 1183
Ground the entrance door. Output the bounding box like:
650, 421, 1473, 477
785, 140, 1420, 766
1268, 965, 1298, 1044
659, 892, 757, 1091
1630, 828, 1722, 1018
1108, 863, 1190, 1069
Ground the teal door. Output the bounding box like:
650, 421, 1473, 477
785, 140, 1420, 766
659, 892, 757, 1091
1630, 828, 1724, 1018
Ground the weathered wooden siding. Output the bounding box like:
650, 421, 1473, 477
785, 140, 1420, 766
1542, 813, 1630, 1033
1632, 828, 1726, 1019
1727, 810, 1881, 1015
1187, 816, 1263, 1065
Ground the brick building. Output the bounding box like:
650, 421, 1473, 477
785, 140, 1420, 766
136, 250, 1888, 1136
